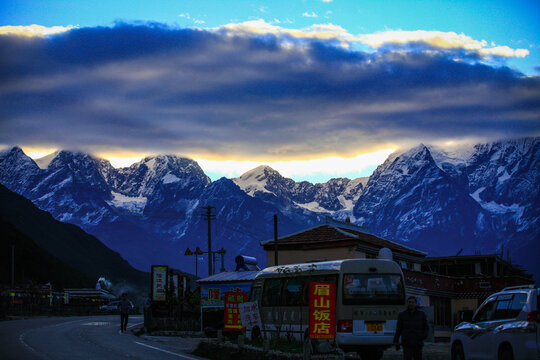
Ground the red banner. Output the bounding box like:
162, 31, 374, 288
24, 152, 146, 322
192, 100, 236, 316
224, 291, 247, 331
309, 282, 336, 339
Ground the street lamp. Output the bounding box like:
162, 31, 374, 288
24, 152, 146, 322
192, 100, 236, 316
184, 247, 204, 278
185, 246, 226, 277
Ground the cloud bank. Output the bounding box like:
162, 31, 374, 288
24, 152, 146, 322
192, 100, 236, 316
0, 22, 538, 160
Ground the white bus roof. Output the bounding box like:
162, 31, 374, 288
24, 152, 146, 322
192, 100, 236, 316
258, 258, 400, 278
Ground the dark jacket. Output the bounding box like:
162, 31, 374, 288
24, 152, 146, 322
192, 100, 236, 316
117, 299, 132, 314
393, 308, 428, 347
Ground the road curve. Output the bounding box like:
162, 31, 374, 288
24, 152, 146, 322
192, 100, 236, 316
0, 315, 205, 360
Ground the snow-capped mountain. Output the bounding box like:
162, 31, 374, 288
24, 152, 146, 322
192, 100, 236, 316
0, 137, 538, 278
177, 177, 304, 272
350, 138, 539, 278
0, 147, 42, 194
353, 144, 492, 255
232, 165, 367, 221
466, 138, 538, 226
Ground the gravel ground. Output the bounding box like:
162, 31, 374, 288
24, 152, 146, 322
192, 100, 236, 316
344, 343, 450, 360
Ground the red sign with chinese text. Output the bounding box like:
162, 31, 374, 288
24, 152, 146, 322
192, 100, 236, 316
309, 282, 336, 339
224, 291, 247, 331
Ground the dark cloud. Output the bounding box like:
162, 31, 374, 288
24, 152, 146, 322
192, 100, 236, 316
0, 23, 538, 158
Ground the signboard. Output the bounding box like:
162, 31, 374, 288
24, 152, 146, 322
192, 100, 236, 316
152, 265, 168, 302
200, 282, 252, 308
224, 291, 247, 331
238, 301, 262, 330
169, 274, 179, 298
308, 282, 336, 339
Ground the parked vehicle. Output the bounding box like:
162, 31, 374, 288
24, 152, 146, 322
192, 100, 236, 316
99, 300, 134, 313
451, 284, 539, 360
249, 256, 406, 360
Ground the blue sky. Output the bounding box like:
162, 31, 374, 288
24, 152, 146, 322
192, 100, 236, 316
1, 0, 539, 182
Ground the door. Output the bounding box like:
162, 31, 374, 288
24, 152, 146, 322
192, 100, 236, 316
467, 300, 496, 359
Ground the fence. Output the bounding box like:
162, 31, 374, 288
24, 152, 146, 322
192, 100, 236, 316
1, 289, 111, 318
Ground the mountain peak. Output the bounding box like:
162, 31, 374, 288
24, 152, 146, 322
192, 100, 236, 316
0, 146, 40, 173
0, 146, 35, 163
2, 146, 24, 156
233, 165, 281, 196
45, 150, 99, 171
400, 143, 430, 157
240, 165, 279, 179
110, 153, 210, 198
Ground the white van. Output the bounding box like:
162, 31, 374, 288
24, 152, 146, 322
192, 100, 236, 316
249, 258, 406, 360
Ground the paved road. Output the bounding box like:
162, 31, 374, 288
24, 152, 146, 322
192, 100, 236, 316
0, 315, 205, 360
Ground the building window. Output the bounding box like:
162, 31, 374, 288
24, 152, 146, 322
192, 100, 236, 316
399, 261, 414, 269
432, 296, 451, 328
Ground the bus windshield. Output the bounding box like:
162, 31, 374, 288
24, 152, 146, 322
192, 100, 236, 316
343, 273, 405, 305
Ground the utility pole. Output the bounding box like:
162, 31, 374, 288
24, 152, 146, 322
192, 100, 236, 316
11, 245, 15, 287
202, 206, 216, 276
274, 214, 278, 266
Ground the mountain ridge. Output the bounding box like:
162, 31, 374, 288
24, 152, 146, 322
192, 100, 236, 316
1, 137, 538, 279
0, 183, 149, 289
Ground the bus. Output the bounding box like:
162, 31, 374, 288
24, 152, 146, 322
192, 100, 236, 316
249, 255, 406, 360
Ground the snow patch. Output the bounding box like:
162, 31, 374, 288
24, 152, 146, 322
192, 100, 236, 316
233, 167, 273, 196
53, 176, 73, 189
472, 187, 524, 215
428, 144, 474, 167
471, 187, 485, 202
497, 170, 511, 184
337, 195, 355, 212
294, 201, 333, 213
106, 191, 147, 213
37, 192, 54, 201
479, 201, 524, 215
476, 213, 485, 230
145, 158, 156, 170
162, 173, 180, 184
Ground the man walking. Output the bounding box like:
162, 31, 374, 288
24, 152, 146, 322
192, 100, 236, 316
393, 296, 428, 360
117, 293, 132, 333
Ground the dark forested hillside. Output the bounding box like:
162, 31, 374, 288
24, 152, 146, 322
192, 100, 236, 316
0, 184, 149, 290
0, 218, 93, 290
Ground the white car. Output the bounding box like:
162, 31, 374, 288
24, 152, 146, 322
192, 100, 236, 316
450, 285, 539, 360
99, 300, 134, 313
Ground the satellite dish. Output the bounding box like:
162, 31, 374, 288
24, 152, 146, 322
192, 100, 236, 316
378, 248, 393, 260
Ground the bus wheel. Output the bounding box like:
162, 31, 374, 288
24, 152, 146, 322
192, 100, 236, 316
251, 326, 262, 342
303, 338, 313, 360
452, 343, 465, 360
359, 350, 383, 360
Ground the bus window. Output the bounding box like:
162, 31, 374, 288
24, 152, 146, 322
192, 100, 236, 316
343, 273, 404, 305
262, 278, 284, 306
250, 286, 262, 303
283, 278, 305, 306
